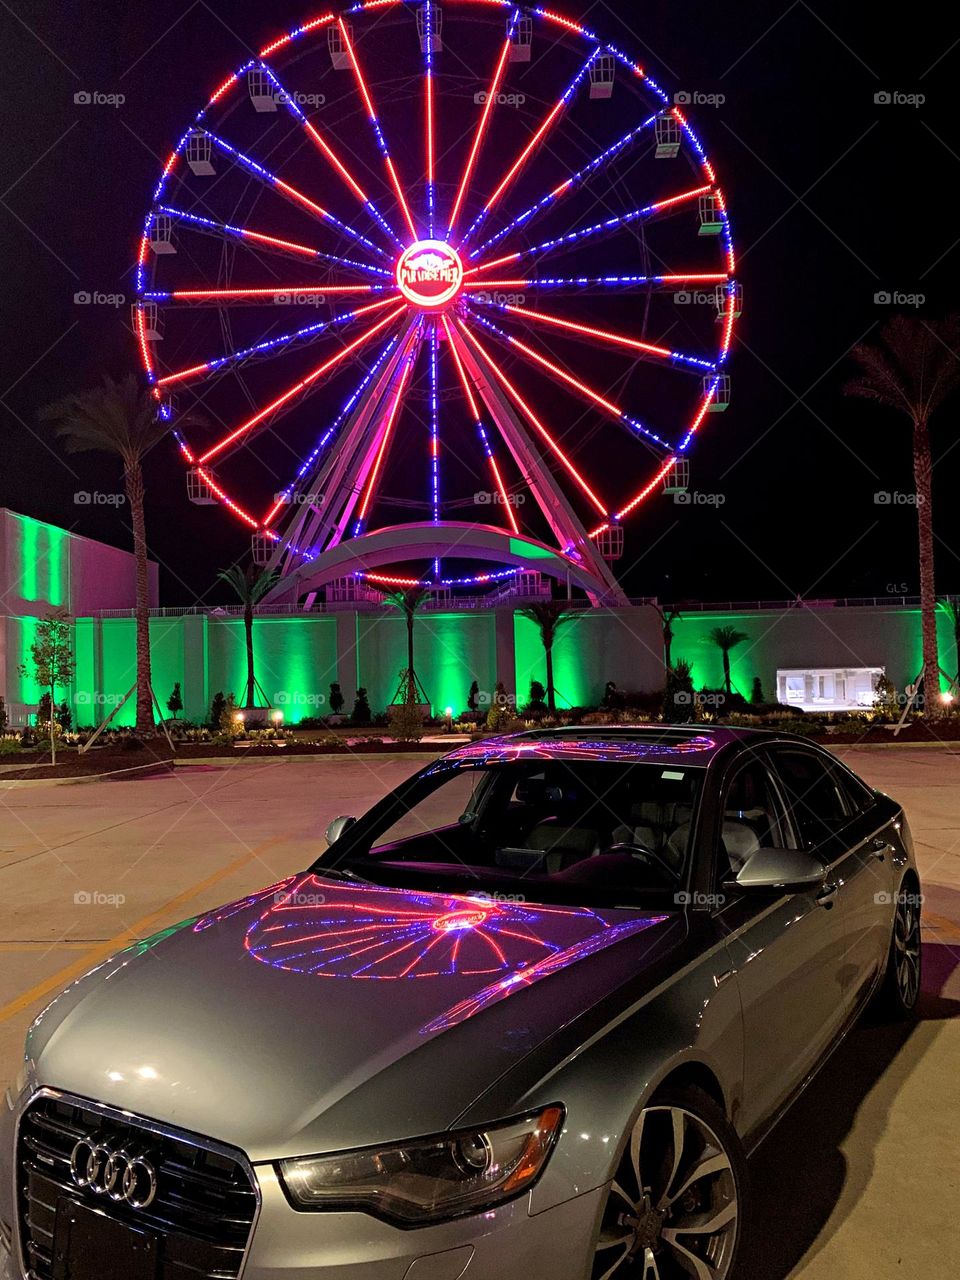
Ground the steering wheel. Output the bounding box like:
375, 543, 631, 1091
603, 843, 681, 885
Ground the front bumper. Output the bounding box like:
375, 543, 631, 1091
240, 1166, 604, 1279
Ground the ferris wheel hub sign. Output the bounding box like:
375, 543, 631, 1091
397, 240, 464, 310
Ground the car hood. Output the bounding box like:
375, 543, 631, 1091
27, 874, 677, 1161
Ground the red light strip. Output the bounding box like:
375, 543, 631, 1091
457, 319, 606, 516
474, 317, 623, 418
443, 316, 520, 535
241, 228, 321, 258
338, 18, 419, 241
480, 99, 566, 221
157, 295, 399, 387
447, 34, 512, 234
165, 286, 380, 303
302, 120, 368, 203
195, 467, 263, 529
198, 304, 405, 464
612, 457, 677, 523
500, 303, 674, 360
357, 333, 419, 523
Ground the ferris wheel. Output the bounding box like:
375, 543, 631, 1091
134, 0, 738, 604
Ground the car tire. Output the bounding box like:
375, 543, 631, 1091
591, 1083, 749, 1279
873, 881, 922, 1019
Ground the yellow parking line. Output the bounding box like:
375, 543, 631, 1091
924, 912, 960, 946
0, 835, 288, 1026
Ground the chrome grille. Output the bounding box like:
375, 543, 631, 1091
17, 1093, 257, 1280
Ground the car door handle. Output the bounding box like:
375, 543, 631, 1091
817, 883, 839, 908
870, 838, 892, 861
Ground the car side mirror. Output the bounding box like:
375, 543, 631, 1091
325, 815, 357, 846
728, 847, 827, 893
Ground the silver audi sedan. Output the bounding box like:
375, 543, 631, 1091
1, 726, 920, 1280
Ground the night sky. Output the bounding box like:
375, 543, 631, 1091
1, 0, 958, 607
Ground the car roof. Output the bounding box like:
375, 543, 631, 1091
438, 724, 758, 768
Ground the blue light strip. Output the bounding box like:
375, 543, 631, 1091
157, 205, 393, 279
471, 112, 658, 261
202, 131, 386, 259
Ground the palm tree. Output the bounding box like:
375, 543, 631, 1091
217, 564, 280, 709
519, 601, 581, 713
653, 604, 683, 675
846, 315, 960, 715
708, 625, 748, 695
39, 374, 200, 734
381, 587, 431, 704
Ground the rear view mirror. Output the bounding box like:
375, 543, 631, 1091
325, 815, 357, 846
730, 848, 826, 893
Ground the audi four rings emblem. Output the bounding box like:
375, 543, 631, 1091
69, 1138, 158, 1209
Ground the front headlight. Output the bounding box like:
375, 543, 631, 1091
278, 1105, 564, 1225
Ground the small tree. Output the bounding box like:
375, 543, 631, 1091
209, 691, 227, 730
526, 680, 547, 716
219, 692, 241, 739
663, 659, 696, 723
352, 687, 372, 725
0, 696, 6, 733
873, 673, 901, 721
653, 605, 684, 675
708, 626, 749, 695
467, 680, 480, 713
166, 682, 183, 719
329, 682, 345, 716
751, 676, 764, 706
19, 611, 76, 765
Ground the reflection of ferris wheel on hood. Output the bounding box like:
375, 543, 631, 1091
134, 1, 738, 603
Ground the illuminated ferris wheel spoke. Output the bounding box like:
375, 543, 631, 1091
198, 303, 407, 465
144, 285, 385, 306
467, 307, 674, 453
353, 329, 422, 533
336, 17, 420, 242
157, 205, 393, 277
201, 130, 389, 260
459, 46, 601, 249
264, 328, 404, 526
471, 111, 660, 261
446, 8, 520, 238
464, 183, 713, 277
475, 298, 718, 372
255, 60, 404, 252
442, 314, 521, 534
155, 295, 401, 388
456, 318, 608, 516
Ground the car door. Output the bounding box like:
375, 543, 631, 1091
711, 752, 846, 1135
767, 745, 895, 1004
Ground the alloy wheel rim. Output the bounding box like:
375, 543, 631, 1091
593, 1104, 739, 1279
894, 893, 921, 1008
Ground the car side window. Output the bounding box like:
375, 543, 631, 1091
717, 758, 796, 884
768, 748, 854, 847
370, 770, 485, 851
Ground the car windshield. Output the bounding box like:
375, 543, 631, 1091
316, 759, 703, 908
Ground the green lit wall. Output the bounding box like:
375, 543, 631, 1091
514, 608, 662, 708
357, 612, 496, 716
207, 616, 339, 722
8, 513, 68, 608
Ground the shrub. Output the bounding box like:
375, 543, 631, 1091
391, 699, 425, 743
209, 691, 227, 730
352, 688, 372, 725
663, 661, 696, 722
751, 676, 764, 705
328, 683, 345, 716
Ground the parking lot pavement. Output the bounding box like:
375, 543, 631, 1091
2, 747, 959, 1278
